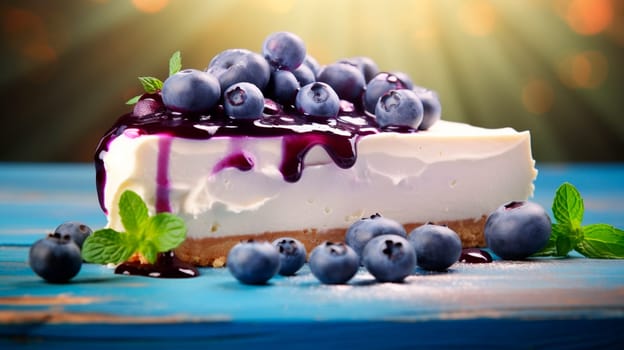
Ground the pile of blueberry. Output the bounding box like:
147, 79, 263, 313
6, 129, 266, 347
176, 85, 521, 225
228, 200, 553, 285
227, 214, 463, 285
140, 31, 442, 130
28, 222, 92, 283
27, 201, 551, 284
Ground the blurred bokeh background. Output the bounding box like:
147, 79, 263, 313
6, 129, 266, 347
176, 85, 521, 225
1, 0, 622, 163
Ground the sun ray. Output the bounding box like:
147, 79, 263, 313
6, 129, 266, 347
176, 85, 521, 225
0, 0, 622, 161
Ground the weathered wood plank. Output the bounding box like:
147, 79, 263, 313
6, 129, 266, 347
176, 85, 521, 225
1, 163, 623, 348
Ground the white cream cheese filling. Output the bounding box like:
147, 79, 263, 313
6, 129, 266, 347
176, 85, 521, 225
102, 120, 537, 238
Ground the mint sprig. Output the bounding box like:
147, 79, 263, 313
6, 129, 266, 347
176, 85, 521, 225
125, 95, 141, 105
576, 224, 624, 258
534, 182, 624, 258
126, 51, 182, 105
138, 76, 163, 94
82, 190, 186, 264
169, 50, 182, 77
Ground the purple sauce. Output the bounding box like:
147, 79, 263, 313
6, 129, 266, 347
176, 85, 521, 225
155, 136, 172, 213
95, 98, 416, 213
280, 132, 358, 182
212, 151, 255, 174
459, 248, 493, 264
114, 251, 199, 278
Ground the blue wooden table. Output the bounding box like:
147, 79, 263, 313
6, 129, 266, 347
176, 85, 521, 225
1, 163, 623, 349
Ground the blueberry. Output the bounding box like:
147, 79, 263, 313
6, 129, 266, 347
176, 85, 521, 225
302, 54, 322, 77
317, 63, 366, 102
339, 57, 379, 82
161, 69, 220, 113
412, 87, 442, 130
263, 32, 306, 71
345, 213, 407, 264
206, 48, 271, 91
29, 233, 82, 283
309, 242, 359, 284
363, 234, 416, 283
295, 82, 340, 118
54, 221, 92, 249
227, 240, 280, 285
485, 201, 552, 260
133, 95, 164, 117
272, 237, 307, 276
375, 89, 424, 129
392, 71, 414, 89
364, 72, 410, 113
223, 82, 265, 119
292, 64, 316, 86
267, 70, 300, 105
408, 223, 462, 271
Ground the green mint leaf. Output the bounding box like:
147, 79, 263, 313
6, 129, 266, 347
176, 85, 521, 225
535, 181, 623, 259
552, 182, 584, 227
557, 223, 583, 256
133, 213, 186, 264
534, 222, 583, 257
119, 190, 149, 236
126, 95, 141, 105
90, 190, 187, 265
138, 76, 163, 94
555, 233, 574, 257
575, 224, 624, 259
169, 51, 182, 76
82, 228, 136, 264
146, 213, 187, 252
138, 241, 159, 265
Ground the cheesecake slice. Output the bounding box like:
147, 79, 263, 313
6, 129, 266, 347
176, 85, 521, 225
96, 108, 536, 266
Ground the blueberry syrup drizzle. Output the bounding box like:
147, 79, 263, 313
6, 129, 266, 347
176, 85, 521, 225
280, 132, 357, 182
458, 248, 493, 264
155, 136, 172, 213
212, 151, 255, 174
115, 251, 199, 278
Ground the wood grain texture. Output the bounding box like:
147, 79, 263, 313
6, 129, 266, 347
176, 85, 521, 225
1, 163, 623, 348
